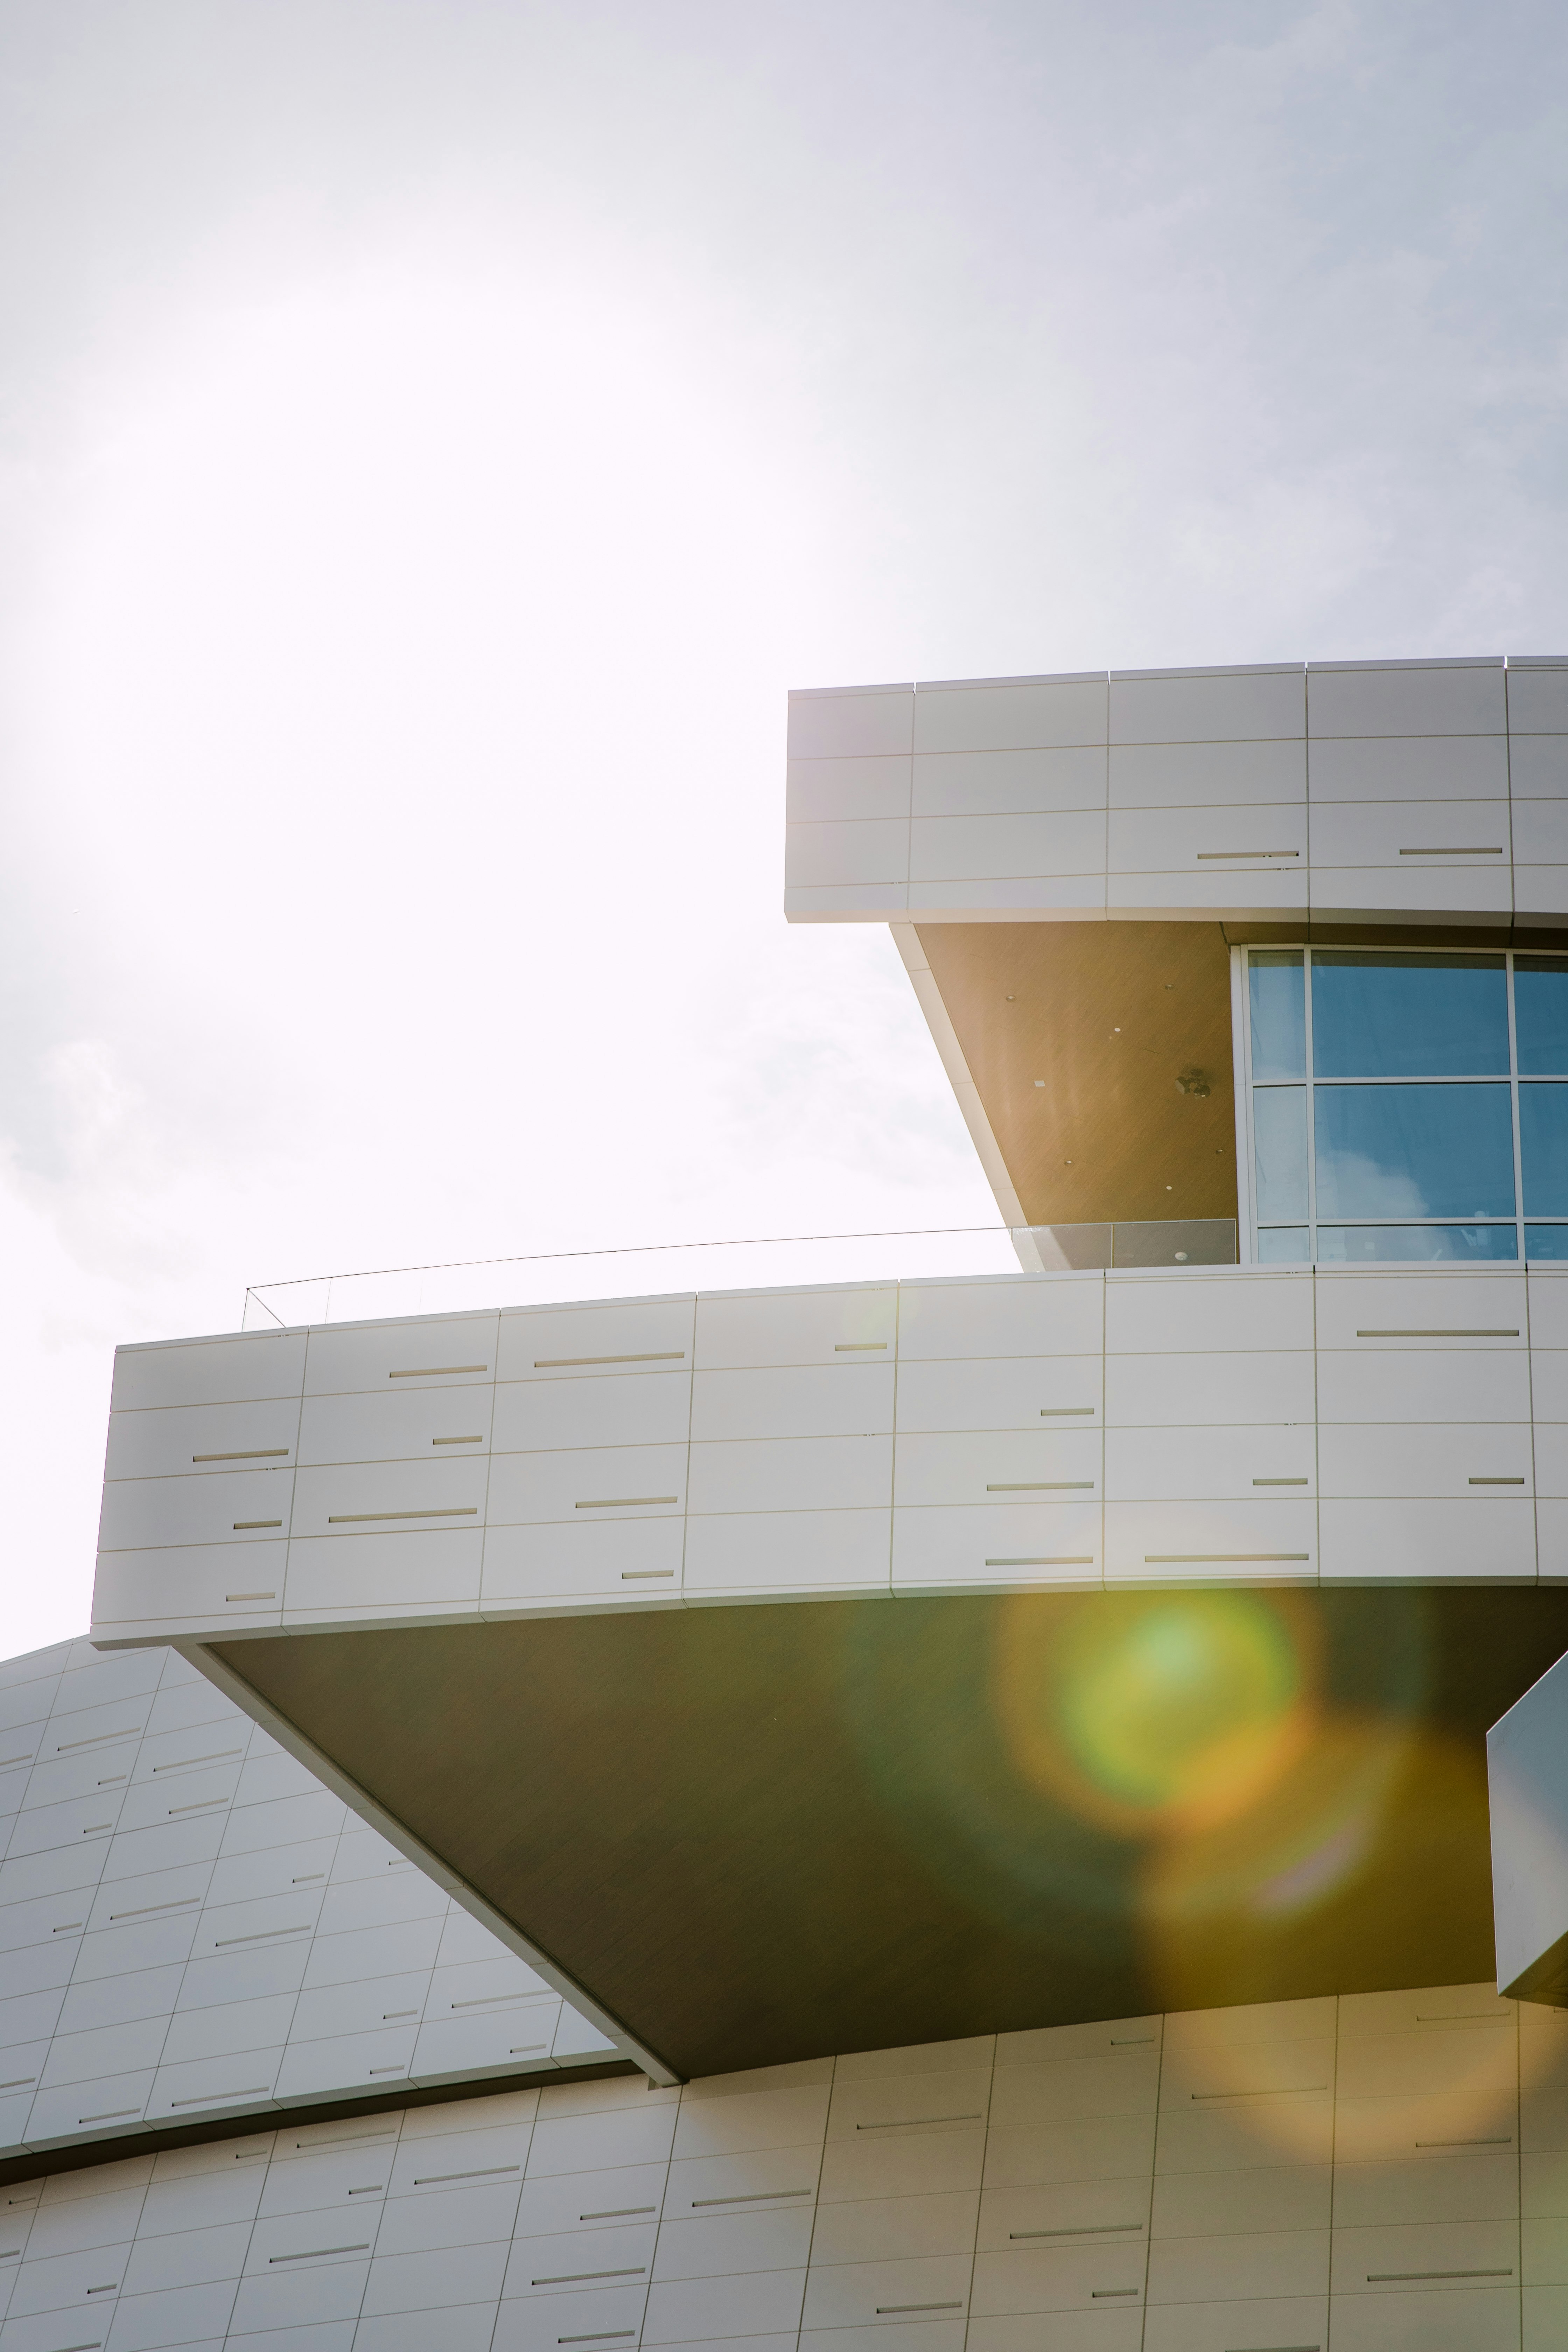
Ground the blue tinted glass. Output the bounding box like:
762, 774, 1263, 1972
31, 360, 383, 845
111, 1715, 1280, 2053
1527, 1225, 1568, 1260
1253, 1087, 1308, 1222
1316, 1224, 1519, 1262
1521, 1083, 1568, 1216
1516, 958, 1568, 1073
1250, 952, 1305, 1081
1256, 1226, 1309, 1262
1311, 952, 1508, 1076
1314, 1083, 1516, 1219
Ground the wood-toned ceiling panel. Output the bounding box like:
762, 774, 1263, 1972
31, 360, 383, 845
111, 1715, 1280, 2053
916, 922, 1238, 1226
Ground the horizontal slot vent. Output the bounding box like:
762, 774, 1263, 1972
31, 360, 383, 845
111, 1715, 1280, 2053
170, 2085, 270, 2108
268, 2244, 370, 2264
153, 1749, 242, 1773
226, 1591, 275, 1602
622, 1569, 675, 1579
1356, 1328, 1518, 1338
532, 2267, 648, 2287
1195, 847, 1298, 859
387, 1364, 488, 1379
1041, 1406, 1094, 1415
326, 1508, 477, 1522
986, 1480, 1093, 1491
1398, 845, 1503, 855
194, 1448, 289, 1462
835, 1341, 887, 1351
1415, 2134, 1512, 2146
233, 1518, 283, 1530
1253, 1477, 1308, 1485
856, 2112, 983, 2132
56, 1727, 142, 1752
691, 2189, 811, 2207
580, 2205, 658, 2220
1010, 2222, 1142, 2239
1367, 2267, 1512, 2281
1145, 1552, 1309, 1563
1470, 1475, 1525, 1484
1190, 2084, 1326, 2101
413, 2165, 520, 2185
534, 1350, 685, 1367
213, 1924, 312, 1947
432, 1435, 483, 1445
986, 1555, 1093, 1567
109, 1897, 199, 1920
576, 1495, 678, 1510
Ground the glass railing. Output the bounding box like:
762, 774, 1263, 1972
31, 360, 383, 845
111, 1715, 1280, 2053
240, 1218, 1241, 1329
1018, 1219, 1238, 1270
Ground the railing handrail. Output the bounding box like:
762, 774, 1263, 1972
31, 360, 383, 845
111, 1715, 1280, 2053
243, 1221, 1013, 1324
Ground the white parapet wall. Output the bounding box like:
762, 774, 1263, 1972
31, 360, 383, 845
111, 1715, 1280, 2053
0, 1989, 1560, 2349
784, 656, 1568, 927
0, 1639, 616, 2171
89, 1262, 1568, 1646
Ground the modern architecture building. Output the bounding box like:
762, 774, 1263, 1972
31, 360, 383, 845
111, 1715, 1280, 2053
4, 653, 1568, 2350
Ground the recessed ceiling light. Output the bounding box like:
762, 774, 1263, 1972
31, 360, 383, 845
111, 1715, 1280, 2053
1034, 1080, 1045, 1088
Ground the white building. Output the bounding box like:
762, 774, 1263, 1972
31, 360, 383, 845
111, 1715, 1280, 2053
4, 654, 1567, 2351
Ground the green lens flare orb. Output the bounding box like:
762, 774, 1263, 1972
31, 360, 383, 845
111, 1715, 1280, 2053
996, 1590, 1317, 1837
1060, 1594, 1301, 1811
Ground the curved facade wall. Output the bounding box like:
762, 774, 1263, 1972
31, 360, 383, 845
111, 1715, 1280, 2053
0, 1641, 612, 2176
0, 1994, 1563, 2352
89, 1265, 1568, 1648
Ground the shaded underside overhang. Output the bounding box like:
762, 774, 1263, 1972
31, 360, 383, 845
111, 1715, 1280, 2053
922, 916, 1568, 1231
200, 1584, 1568, 2083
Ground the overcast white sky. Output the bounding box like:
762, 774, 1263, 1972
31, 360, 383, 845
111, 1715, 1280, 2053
3, 0, 1566, 1658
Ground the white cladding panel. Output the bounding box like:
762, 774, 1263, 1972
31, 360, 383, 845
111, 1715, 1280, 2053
0, 1988, 1548, 2351
90, 1262, 1568, 1634
784, 656, 1568, 923
0, 1640, 614, 2173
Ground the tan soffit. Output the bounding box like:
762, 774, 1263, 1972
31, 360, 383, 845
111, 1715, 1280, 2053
914, 921, 1239, 1228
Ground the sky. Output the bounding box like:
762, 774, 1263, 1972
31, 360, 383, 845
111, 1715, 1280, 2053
2, 0, 1566, 1656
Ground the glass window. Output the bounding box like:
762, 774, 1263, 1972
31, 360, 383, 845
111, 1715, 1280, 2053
1256, 1226, 1309, 1262
1246, 945, 1568, 1265
1314, 1083, 1515, 1221
1311, 951, 1508, 1077
1516, 958, 1568, 1073
1249, 952, 1305, 1082
1521, 1083, 1568, 1217
1253, 1087, 1308, 1223
1315, 1224, 1519, 1262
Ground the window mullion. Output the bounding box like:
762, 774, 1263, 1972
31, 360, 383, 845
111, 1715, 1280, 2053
1507, 949, 1525, 1260
1303, 944, 1317, 1260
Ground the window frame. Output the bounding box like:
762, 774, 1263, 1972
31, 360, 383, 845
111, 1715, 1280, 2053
1233, 942, 1568, 1266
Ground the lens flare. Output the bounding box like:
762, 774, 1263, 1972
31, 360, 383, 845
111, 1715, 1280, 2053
996, 1589, 1320, 1836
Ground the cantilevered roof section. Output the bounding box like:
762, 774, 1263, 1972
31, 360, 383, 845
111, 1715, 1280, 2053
786, 658, 1568, 1236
